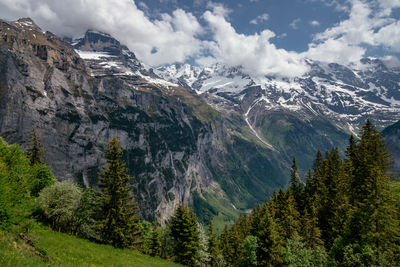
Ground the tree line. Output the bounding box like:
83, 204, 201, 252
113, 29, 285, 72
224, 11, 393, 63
1, 120, 400, 266
214, 120, 400, 266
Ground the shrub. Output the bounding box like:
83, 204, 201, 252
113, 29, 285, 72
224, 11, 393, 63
38, 181, 82, 232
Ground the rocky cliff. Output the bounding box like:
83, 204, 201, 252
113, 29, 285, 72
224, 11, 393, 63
383, 120, 400, 174
0, 18, 289, 227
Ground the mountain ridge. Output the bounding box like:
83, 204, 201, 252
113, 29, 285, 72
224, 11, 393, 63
1, 17, 399, 226
0, 18, 288, 228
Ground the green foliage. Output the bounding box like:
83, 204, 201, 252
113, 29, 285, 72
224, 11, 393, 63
217, 121, 400, 266
95, 137, 141, 248
73, 187, 97, 239
289, 157, 305, 212
159, 226, 174, 260
251, 203, 284, 267
0, 138, 34, 229
283, 236, 327, 267
195, 225, 211, 267
239, 235, 258, 267
338, 120, 400, 264
148, 222, 162, 257
193, 191, 218, 225
30, 163, 56, 197
25, 129, 44, 165
0, 227, 184, 267
207, 221, 219, 266
169, 205, 199, 266
37, 181, 82, 232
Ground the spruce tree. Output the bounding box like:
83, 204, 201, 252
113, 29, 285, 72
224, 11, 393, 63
95, 137, 141, 248
301, 204, 324, 249
149, 221, 161, 257
207, 220, 218, 266
252, 202, 284, 267
319, 148, 349, 248
25, 129, 44, 165
169, 204, 199, 266
290, 157, 305, 212
313, 150, 324, 172
280, 192, 301, 241
342, 120, 400, 264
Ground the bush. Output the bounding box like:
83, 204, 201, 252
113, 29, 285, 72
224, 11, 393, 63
283, 236, 327, 267
30, 164, 56, 197
73, 187, 97, 239
0, 138, 33, 229
38, 181, 82, 232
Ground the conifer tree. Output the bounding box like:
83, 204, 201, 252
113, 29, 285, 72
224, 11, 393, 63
220, 226, 243, 266
313, 150, 324, 172
252, 202, 284, 266
169, 204, 199, 266
290, 157, 305, 212
319, 148, 349, 248
280, 192, 301, 241
95, 137, 141, 248
239, 235, 258, 267
149, 221, 161, 257
207, 220, 219, 266
25, 129, 44, 165
342, 120, 400, 264
301, 204, 324, 249
304, 169, 318, 213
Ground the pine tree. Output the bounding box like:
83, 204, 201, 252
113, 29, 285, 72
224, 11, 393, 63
220, 226, 243, 266
280, 192, 301, 241
239, 235, 258, 267
301, 204, 324, 249
149, 221, 161, 257
169, 204, 199, 266
290, 157, 305, 212
319, 148, 349, 248
25, 129, 44, 165
207, 220, 219, 266
95, 137, 141, 248
252, 202, 284, 267
342, 120, 400, 264
313, 150, 324, 172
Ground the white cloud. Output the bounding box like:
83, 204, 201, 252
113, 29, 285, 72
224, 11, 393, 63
206, 2, 232, 18
202, 10, 309, 77
0, 0, 206, 66
303, 39, 366, 64
0, 0, 398, 78
250, 13, 269, 25
309, 20, 320, 26
289, 18, 301, 29
381, 56, 400, 68
277, 33, 288, 39
304, 0, 400, 64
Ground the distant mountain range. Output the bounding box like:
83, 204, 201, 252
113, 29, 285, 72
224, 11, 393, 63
1, 18, 399, 226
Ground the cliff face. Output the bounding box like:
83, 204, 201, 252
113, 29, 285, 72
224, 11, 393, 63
0, 18, 287, 224
383, 120, 400, 174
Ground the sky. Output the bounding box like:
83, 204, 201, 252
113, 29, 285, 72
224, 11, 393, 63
0, 0, 399, 77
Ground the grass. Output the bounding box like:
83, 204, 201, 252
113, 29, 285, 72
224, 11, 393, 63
0, 227, 183, 267
202, 192, 242, 234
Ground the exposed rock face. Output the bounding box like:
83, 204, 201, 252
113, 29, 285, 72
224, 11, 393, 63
383, 120, 400, 173
0, 18, 288, 225
4, 17, 398, 225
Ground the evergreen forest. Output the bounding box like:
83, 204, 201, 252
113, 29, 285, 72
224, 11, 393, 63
1, 121, 400, 266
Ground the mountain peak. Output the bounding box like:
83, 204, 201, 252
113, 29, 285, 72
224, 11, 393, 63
74, 30, 123, 56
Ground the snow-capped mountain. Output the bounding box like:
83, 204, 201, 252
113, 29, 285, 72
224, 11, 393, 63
2, 18, 400, 225
156, 58, 400, 134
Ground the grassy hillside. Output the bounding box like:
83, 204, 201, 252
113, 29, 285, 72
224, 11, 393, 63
0, 227, 183, 267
